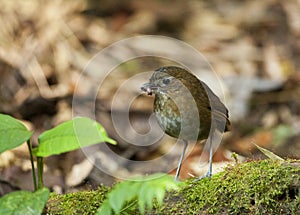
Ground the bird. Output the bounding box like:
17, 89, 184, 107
141, 66, 230, 181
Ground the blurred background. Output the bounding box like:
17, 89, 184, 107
0, 0, 299, 194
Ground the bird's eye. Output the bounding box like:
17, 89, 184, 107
162, 78, 170, 85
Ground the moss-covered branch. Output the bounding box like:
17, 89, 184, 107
46, 159, 300, 215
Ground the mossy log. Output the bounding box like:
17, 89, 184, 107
46, 159, 300, 214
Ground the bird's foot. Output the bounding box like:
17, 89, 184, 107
193, 171, 212, 182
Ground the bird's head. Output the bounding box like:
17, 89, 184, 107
141, 66, 192, 96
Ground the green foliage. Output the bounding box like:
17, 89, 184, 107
0, 114, 33, 154
0, 114, 117, 214
97, 173, 181, 215
33, 117, 116, 157
0, 188, 50, 215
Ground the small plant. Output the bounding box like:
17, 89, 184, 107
0, 113, 116, 214
97, 173, 181, 215
0, 113, 181, 215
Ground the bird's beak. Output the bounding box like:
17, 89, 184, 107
141, 82, 155, 95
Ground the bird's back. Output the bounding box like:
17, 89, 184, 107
164, 67, 230, 137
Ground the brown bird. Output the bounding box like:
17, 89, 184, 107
141, 66, 230, 181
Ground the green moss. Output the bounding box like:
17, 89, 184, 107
154, 159, 300, 214
46, 184, 110, 215
45, 160, 300, 215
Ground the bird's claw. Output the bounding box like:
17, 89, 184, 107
192, 171, 212, 182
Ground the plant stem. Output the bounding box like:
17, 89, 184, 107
37, 156, 44, 189
26, 140, 37, 191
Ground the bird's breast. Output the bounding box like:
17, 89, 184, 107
153, 93, 210, 141
154, 94, 181, 138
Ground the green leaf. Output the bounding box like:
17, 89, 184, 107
33, 117, 116, 157
254, 143, 284, 161
97, 173, 180, 215
108, 187, 126, 213
0, 114, 33, 154
153, 188, 166, 206
137, 174, 179, 213
0, 187, 50, 215
138, 197, 146, 214
139, 184, 151, 208
95, 200, 112, 215
138, 183, 154, 214
108, 181, 140, 213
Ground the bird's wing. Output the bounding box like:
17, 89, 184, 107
201, 81, 231, 131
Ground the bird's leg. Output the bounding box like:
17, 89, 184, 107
174, 140, 188, 181
194, 136, 213, 181
206, 135, 213, 177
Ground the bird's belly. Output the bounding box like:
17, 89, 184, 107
154, 95, 205, 141
154, 108, 181, 138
